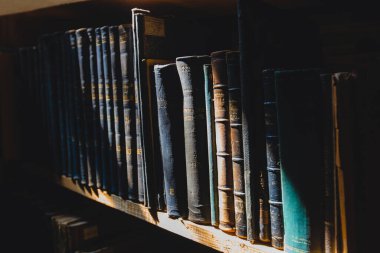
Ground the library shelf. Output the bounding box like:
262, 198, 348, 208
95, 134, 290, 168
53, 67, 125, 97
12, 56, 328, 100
57, 175, 282, 253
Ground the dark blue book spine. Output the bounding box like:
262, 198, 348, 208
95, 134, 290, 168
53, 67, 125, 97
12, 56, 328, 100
154, 63, 187, 218
119, 24, 138, 201
203, 64, 219, 227
87, 27, 102, 189
109, 25, 127, 197
176, 55, 211, 224
275, 69, 324, 253
262, 69, 284, 249
76, 28, 95, 187
101, 26, 117, 194
95, 27, 109, 191
68, 30, 87, 184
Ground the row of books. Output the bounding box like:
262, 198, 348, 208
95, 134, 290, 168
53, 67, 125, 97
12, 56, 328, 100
16, 6, 375, 253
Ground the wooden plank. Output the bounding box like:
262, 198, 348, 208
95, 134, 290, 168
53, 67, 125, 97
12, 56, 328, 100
58, 176, 282, 253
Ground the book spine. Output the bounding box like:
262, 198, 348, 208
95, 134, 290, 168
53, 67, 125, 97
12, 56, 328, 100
76, 28, 94, 187
226, 51, 247, 239
95, 27, 109, 191
101, 26, 117, 194
262, 69, 284, 249
211, 50, 235, 233
176, 55, 211, 224
109, 25, 127, 198
119, 24, 138, 201
87, 28, 102, 189
68, 31, 87, 184
154, 63, 187, 218
275, 69, 324, 253
204, 64, 219, 227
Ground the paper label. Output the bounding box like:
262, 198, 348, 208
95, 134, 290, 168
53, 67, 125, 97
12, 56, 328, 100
144, 16, 165, 37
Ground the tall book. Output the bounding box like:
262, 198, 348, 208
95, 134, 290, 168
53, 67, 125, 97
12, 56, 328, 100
275, 69, 324, 253
95, 27, 109, 191
262, 69, 284, 249
87, 28, 102, 189
109, 25, 127, 197
226, 51, 247, 238
119, 24, 138, 201
76, 28, 95, 186
204, 64, 218, 227
211, 50, 235, 233
176, 55, 211, 224
154, 63, 187, 218
101, 26, 118, 194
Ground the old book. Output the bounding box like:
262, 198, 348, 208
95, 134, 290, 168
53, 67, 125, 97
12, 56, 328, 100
211, 50, 235, 233
204, 63, 219, 227
262, 69, 284, 249
226, 51, 247, 238
276, 69, 324, 253
87, 28, 102, 189
100, 26, 118, 194
76, 28, 95, 187
119, 24, 138, 201
176, 55, 211, 224
95, 27, 109, 191
109, 25, 128, 198
154, 63, 187, 218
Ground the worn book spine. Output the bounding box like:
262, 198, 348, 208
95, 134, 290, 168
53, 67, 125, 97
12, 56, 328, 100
95, 27, 109, 191
87, 28, 102, 189
76, 28, 95, 186
176, 55, 211, 224
276, 69, 324, 253
204, 64, 219, 227
109, 26, 127, 197
262, 69, 284, 249
227, 51, 247, 238
68, 30, 87, 184
101, 26, 118, 194
211, 50, 235, 233
119, 24, 138, 201
154, 63, 187, 218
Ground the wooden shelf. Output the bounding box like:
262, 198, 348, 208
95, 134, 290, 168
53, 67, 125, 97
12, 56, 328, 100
57, 176, 282, 253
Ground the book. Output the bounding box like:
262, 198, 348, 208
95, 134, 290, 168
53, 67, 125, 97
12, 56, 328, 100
87, 27, 102, 189
154, 63, 187, 218
95, 27, 109, 191
211, 50, 235, 233
262, 69, 284, 249
119, 24, 138, 201
76, 28, 95, 187
101, 26, 118, 194
109, 25, 127, 198
226, 51, 247, 238
176, 55, 211, 224
203, 64, 219, 227
275, 69, 324, 253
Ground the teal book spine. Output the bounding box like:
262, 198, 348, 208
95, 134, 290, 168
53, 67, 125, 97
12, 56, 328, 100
204, 64, 219, 227
275, 69, 324, 253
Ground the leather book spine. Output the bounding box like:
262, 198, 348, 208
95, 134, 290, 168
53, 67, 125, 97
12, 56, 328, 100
204, 63, 219, 227
176, 55, 211, 224
109, 26, 128, 197
68, 30, 87, 184
211, 50, 235, 233
154, 63, 187, 218
227, 51, 247, 238
87, 27, 102, 189
262, 69, 284, 249
76, 28, 95, 186
101, 26, 118, 194
119, 24, 138, 201
95, 27, 109, 191
275, 69, 324, 253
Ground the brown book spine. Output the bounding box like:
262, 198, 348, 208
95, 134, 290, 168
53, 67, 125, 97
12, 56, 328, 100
211, 50, 235, 232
